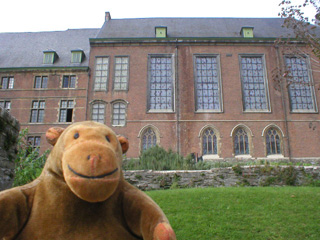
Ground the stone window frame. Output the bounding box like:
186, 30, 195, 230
198, 125, 221, 158
111, 99, 128, 127
193, 54, 223, 113
284, 55, 318, 113
261, 124, 285, 158
230, 124, 253, 158
58, 99, 74, 123
138, 125, 161, 153
30, 100, 45, 123
238, 54, 271, 113
147, 54, 175, 113
62, 75, 77, 89
34, 76, 48, 89
90, 99, 107, 124
113, 56, 130, 91
93, 56, 110, 91
1, 76, 14, 89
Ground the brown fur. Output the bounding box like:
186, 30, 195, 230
0, 121, 176, 240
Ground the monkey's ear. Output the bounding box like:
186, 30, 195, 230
46, 127, 65, 146
117, 135, 129, 154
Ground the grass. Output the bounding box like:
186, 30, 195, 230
146, 187, 320, 240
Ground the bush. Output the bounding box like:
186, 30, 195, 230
13, 129, 49, 186
123, 146, 196, 170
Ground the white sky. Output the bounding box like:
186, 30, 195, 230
0, 0, 314, 33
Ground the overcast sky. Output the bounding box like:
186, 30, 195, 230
0, 0, 309, 33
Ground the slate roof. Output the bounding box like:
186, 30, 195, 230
96, 18, 297, 39
0, 29, 99, 69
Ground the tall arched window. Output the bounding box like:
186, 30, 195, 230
91, 101, 106, 124
141, 127, 158, 151
265, 127, 282, 155
202, 128, 217, 155
234, 127, 250, 156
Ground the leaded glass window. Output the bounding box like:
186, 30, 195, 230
202, 128, 217, 155
112, 101, 126, 126
148, 55, 174, 111
27, 136, 41, 152
195, 56, 222, 111
91, 102, 105, 123
30, 100, 45, 123
240, 56, 269, 111
59, 100, 74, 122
94, 57, 109, 91
34, 76, 48, 89
114, 57, 129, 91
0, 101, 11, 112
285, 56, 316, 111
142, 127, 157, 151
1, 77, 14, 89
234, 128, 249, 155
62, 75, 76, 88
266, 128, 281, 155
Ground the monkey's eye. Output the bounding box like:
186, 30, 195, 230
106, 135, 110, 142
74, 133, 79, 139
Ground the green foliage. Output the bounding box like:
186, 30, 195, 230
123, 146, 195, 170
123, 147, 319, 171
260, 165, 298, 186
13, 129, 49, 186
232, 164, 243, 175
140, 146, 184, 170
147, 187, 320, 240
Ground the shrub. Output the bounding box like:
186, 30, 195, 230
123, 146, 196, 170
13, 129, 49, 186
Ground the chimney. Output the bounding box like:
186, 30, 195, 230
105, 12, 111, 22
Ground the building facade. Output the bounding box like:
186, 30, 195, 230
1, 13, 319, 161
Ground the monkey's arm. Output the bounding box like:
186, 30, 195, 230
122, 182, 176, 240
0, 188, 31, 239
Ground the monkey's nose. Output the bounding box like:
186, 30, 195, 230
87, 154, 100, 161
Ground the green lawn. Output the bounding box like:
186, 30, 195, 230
146, 187, 320, 240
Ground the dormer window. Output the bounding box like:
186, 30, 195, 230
240, 27, 254, 38
43, 50, 58, 64
155, 26, 167, 38
71, 50, 84, 63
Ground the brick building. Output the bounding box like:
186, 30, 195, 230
1, 12, 319, 161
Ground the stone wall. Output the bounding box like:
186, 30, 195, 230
124, 165, 320, 191
0, 108, 20, 191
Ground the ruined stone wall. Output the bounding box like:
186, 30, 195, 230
124, 166, 320, 191
0, 108, 20, 191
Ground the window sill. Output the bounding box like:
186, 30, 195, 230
235, 154, 252, 159
147, 109, 175, 113
202, 155, 221, 160
267, 154, 284, 159
112, 124, 126, 127
243, 110, 271, 113
290, 110, 318, 114
195, 110, 223, 113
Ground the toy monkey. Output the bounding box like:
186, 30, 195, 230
0, 121, 176, 240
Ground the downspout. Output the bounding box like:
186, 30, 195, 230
85, 68, 91, 120
275, 46, 292, 161
175, 40, 181, 155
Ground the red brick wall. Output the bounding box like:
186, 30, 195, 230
88, 42, 320, 159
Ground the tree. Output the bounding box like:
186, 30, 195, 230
279, 0, 320, 58
272, 0, 320, 91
